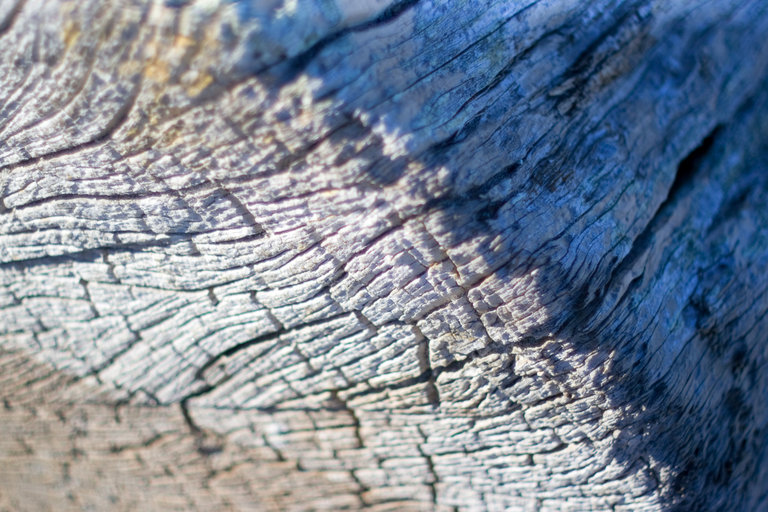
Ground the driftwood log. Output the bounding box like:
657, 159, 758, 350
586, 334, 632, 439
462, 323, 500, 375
1, 0, 768, 510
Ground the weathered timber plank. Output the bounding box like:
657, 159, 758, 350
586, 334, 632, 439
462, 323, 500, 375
1, 0, 768, 510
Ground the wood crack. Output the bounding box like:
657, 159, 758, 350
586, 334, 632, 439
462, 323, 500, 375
276, 0, 422, 84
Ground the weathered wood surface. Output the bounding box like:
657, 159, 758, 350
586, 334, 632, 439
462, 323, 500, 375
1, 0, 768, 510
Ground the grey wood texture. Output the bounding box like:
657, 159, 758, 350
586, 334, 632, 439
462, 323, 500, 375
1, 0, 768, 510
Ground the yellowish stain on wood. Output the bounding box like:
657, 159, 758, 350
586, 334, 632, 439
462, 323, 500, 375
174, 34, 196, 50
62, 20, 80, 49
186, 72, 214, 97
144, 59, 171, 83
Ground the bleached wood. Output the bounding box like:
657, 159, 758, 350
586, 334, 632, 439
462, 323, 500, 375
2, 0, 768, 510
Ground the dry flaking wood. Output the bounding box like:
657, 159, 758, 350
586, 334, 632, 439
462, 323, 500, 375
1, 0, 768, 510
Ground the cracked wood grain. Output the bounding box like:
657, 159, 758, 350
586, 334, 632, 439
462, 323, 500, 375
2, 0, 768, 511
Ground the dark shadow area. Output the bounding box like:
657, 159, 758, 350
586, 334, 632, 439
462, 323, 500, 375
235, 1, 768, 509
